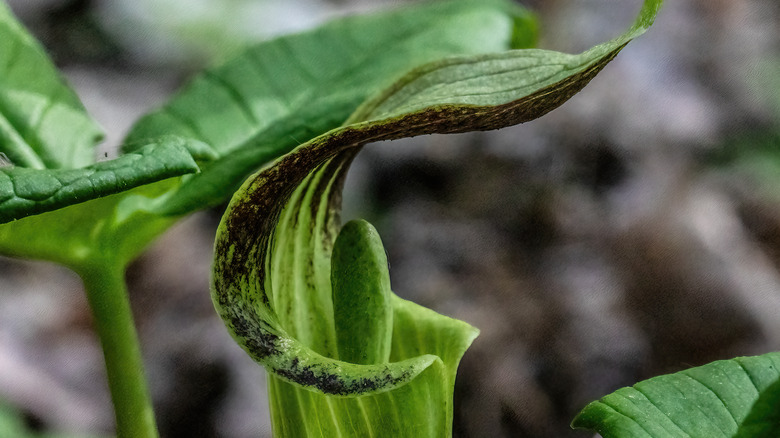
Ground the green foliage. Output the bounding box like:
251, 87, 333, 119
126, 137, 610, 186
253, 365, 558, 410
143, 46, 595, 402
0, 2, 206, 226
573, 352, 780, 438
0, 0, 541, 435
0, 0, 537, 268
0, 0, 694, 436
0, 0, 565, 274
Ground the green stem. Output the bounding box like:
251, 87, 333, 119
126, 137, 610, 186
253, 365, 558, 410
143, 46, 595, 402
78, 261, 158, 438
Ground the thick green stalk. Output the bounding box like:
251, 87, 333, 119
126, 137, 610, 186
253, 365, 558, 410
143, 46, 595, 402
78, 261, 158, 438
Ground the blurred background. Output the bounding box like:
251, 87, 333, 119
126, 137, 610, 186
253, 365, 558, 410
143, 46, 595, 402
1, 0, 779, 436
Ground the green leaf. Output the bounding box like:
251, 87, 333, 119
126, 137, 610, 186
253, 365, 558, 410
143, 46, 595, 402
0, 136, 207, 223
0, 2, 102, 169
211, 0, 660, 435
124, 0, 537, 216
572, 352, 780, 438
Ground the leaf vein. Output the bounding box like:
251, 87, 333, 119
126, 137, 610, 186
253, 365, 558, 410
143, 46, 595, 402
631, 385, 695, 438
598, 398, 656, 438
679, 372, 739, 431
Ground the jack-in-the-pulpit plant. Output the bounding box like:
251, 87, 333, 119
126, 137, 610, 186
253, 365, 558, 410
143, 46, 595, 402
10, 0, 780, 437
210, 0, 662, 436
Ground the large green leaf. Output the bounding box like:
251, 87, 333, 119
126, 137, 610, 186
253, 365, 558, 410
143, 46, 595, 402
0, 1, 102, 169
0, 136, 210, 223
572, 352, 780, 438
211, 0, 661, 435
124, 0, 537, 216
